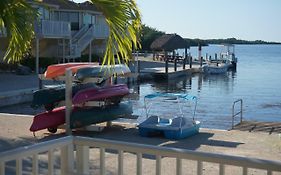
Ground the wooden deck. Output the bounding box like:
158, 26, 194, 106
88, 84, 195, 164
233, 121, 281, 134
141, 64, 202, 79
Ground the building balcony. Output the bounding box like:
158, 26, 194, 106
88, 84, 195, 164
36, 20, 71, 39
92, 23, 109, 39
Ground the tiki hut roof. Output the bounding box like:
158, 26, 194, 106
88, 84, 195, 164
150, 34, 189, 51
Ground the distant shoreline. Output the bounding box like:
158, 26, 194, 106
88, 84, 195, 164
185, 38, 281, 47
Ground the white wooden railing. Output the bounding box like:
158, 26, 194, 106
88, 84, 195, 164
0, 136, 73, 175
77, 25, 95, 51
93, 23, 109, 39
40, 20, 71, 38
1, 136, 281, 175
72, 24, 89, 43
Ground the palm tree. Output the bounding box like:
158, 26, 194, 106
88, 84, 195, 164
0, 0, 142, 65
0, 0, 37, 63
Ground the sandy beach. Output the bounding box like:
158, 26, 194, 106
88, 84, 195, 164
0, 113, 281, 174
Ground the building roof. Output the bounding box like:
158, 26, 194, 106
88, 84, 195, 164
41, 0, 80, 10
78, 1, 99, 12
150, 34, 190, 51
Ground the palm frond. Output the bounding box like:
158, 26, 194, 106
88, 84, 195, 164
90, 0, 142, 66
0, 0, 38, 63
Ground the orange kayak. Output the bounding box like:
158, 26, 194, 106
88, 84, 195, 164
44, 62, 99, 79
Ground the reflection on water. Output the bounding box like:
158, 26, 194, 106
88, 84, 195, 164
129, 71, 238, 130
129, 45, 281, 130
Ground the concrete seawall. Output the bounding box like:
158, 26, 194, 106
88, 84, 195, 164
0, 88, 35, 107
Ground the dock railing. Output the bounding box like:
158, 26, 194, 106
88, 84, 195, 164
232, 99, 243, 129
1, 135, 281, 175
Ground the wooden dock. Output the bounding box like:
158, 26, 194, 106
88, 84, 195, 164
138, 60, 202, 80
233, 121, 281, 134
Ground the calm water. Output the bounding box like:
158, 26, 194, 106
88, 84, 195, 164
129, 45, 281, 130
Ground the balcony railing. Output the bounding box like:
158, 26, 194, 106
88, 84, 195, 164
93, 23, 109, 39
37, 20, 71, 38
1, 136, 281, 175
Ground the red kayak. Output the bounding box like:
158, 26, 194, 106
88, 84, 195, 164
44, 62, 98, 79
72, 84, 129, 105
30, 106, 66, 133
30, 102, 132, 133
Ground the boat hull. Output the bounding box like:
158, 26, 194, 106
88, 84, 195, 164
75, 64, 131, 81
138, 116, 200, 140
70, 102, 132, 129
72, 84, 129, 105
44, 62, 98, 79
31, 83, 97, 110
30, 102, 132, 132
202, 64, 229, 74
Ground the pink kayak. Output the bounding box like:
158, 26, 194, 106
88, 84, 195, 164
72, 84, 129, 105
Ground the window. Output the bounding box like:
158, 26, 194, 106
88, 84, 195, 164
53, 11, 59, 21
69, 12, 79, 30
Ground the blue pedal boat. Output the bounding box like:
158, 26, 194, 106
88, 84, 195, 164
138, 93, 200, 139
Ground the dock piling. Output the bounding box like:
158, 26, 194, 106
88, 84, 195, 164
174, 59, 177, 71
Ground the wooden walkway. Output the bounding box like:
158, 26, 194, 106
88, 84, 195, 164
233, 121, 281, 134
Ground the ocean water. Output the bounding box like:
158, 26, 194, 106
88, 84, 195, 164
130, 45, 281, 130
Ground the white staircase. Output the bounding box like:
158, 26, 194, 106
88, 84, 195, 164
58, 25, 95, 59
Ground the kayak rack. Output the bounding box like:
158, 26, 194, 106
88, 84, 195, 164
231, 99, 243, 129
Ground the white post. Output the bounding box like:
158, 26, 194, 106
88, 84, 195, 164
118, 150, 124, 175
156, 155, 161, 175
65, 69, 72, 135
77, 146, 90, 174
137, 153, 142, 175
48, 149, 54, 175
61, 145, 74, 175
89, 40, 92, 62
0, 162, 5, 175
63, 39, 65, 63
176, 158, 182, 175
197, 161, 203, 175
219, 164, 225, 175
36, 38, 39, 74
16, 159, 22, 175
32, 154, 38, 175
100, 148, 105, 175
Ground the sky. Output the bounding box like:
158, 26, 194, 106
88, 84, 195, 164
75, 0, 281, 42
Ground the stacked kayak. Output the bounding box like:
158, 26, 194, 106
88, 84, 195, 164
44, 62, 99, 79
30, 102, 132, 132
30, 63, 132, 133
31, 83, 97, 111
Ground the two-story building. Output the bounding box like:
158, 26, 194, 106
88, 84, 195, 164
0, 0, 109, 71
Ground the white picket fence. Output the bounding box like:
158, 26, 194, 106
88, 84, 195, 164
0, 136, 281, 175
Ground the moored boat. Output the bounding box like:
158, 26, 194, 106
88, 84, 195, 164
138, 93, 200, 139
202, 62, 229, 74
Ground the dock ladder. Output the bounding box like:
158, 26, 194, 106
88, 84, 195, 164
231, 99, 243, 129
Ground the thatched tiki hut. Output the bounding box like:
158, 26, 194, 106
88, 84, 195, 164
150, 34, 190, 61
150, 34, 190, 73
